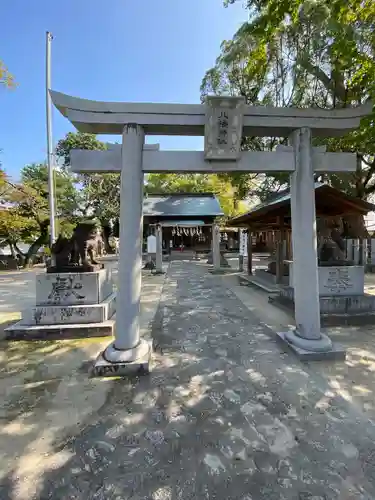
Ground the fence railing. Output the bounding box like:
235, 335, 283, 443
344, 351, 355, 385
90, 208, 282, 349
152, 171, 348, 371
344, 239, 375, 266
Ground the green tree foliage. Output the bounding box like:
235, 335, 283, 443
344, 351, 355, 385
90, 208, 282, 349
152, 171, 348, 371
202, 0, 375, 208
146, 173, 212, 195
56, 132, 120, 227
0, 209, 36, 257
20, 163, 79, 220
146, 173, 249, 218
55, 132, 107, 168
0, 169, 36, 256
0, 60, 15, 88
11, 163, 78, 240
0, 168, 8, 199
3, 164, 79, 265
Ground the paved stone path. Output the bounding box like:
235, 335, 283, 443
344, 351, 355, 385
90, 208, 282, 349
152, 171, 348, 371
2, 261, 375, 499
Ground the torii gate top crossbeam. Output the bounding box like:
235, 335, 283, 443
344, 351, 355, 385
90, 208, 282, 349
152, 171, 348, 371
50, 90, 372, 138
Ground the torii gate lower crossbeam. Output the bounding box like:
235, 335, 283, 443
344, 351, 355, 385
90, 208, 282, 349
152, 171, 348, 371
50, 91, 372, 374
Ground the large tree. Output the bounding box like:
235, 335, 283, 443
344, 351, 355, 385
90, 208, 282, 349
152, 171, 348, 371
0, 169, 36, 256
6, 164, 79, 266
0, 208, 37, 258
202, 0, 375, 233
56, 132, 120, 251
56, 132, 107, 168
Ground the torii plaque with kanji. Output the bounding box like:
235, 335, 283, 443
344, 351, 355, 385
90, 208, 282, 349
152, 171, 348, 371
204, 96, 245, 161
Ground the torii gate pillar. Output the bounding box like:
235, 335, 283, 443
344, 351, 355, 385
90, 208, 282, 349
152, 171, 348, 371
278, 128, 333, 353
99, 124, 151, 371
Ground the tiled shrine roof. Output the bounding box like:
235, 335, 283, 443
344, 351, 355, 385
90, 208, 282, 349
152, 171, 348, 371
227, 183, 375, 228
143, 193, 224, 218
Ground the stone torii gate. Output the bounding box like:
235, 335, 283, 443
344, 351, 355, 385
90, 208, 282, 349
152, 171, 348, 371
50, 91, 372, 373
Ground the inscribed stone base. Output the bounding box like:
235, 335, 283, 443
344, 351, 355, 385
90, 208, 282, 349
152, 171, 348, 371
20, 292, 116, 326
36, 269, 113, 306
5, 319, 115, 341
322, 313, 375, 327
274, 287, 375, 325
276, 332, 346, 361
288, 263, 365, 296
91, 340, 152, 378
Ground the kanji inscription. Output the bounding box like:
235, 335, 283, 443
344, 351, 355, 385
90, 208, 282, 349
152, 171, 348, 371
239, 230, 248, 257
48, 275, 85, 303
204, 96, 245, 161
323, 267, 353, 294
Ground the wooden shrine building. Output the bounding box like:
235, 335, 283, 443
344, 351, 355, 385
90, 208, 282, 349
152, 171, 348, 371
228, 183, 375, 281
143, 193, 224, 253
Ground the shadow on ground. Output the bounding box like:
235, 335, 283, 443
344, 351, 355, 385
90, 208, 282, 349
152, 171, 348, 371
1, 262, 375, 499
315, 326, 375, 419
0, 335, 112, 500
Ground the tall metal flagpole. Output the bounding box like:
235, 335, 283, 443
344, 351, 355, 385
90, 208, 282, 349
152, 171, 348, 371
46, 31, 56, 248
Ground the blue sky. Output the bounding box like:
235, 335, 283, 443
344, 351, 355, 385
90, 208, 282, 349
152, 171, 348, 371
1, 0, 247, 179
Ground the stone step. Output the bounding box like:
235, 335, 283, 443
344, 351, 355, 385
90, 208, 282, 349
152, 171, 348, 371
4, 318, 115, 341
280, 286, 375, 314
19, 292, 116, 326
270, 293, 375, 326
255, 268, 289, 286
238, 273, 281, 294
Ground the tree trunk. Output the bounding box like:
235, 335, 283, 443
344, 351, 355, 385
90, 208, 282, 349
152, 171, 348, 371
101, 222, 113, 253
23, 222, 49, 268
12, 242, 26, 266
14, 242, 26, 257
113, 219, 120, 238
8, 242, 17, 259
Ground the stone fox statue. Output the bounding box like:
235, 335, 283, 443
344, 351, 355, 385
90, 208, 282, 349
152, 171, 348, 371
50, 222, 102, 272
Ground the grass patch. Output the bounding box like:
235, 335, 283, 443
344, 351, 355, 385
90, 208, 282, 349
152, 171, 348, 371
0, 312, 21, 340
0, 333, 109, 360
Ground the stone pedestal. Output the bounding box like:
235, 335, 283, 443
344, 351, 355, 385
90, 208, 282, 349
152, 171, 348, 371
208, 252, 231, 274
5, 269, 116, 340
273, 262, 375, 326
288, 262, 365, 296
92, 339, 152, 377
